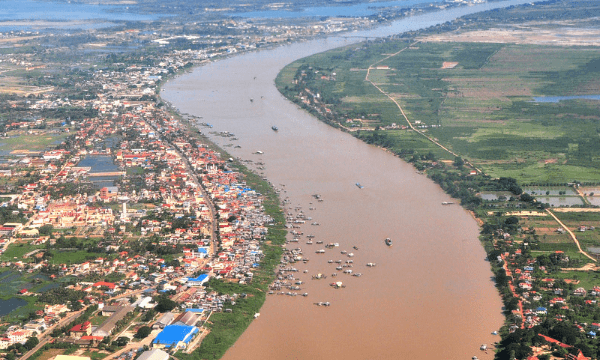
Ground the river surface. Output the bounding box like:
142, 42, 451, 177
162, 1, 534, 358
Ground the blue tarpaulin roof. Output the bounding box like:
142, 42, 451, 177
153, 325, 198, 347
185, 308, 204, 313
186, 274, 209, 283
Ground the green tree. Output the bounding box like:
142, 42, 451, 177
135, 326, 152, 339
24, 336, 39, 350
114, 337, 129, 347
155, 295, 177, 312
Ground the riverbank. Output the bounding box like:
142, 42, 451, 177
159, 112, 288, 360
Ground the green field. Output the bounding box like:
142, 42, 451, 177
277, 41, 600, 184
0, 131, 70, 152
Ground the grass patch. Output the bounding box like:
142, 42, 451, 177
0, 132, 70, 151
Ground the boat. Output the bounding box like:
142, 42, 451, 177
356, 183, 364, 189
272, 125, 278, 131
385, 238, 392, 246
330, 281, 345, 288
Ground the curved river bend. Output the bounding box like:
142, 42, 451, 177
163, 1, 532, 358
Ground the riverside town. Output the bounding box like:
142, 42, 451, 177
3, 0, 600, 360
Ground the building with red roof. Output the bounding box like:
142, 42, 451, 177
70, 321, 92, 339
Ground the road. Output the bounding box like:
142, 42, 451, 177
546, 208, 597, 263
20, 308, 85, 360
147, 119, 218, 261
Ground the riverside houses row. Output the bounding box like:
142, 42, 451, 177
0, 44, 274, 353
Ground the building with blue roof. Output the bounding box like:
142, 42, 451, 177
186, 274, 209, 287
152, 324, 198, 349
197, 247, 208, 258
185, 308, 204, 314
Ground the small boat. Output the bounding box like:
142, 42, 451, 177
356, 183, 364, 189
385, 238, 392, 246
272, 125, 278, 131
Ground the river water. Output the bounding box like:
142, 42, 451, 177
162, 1, 534, 358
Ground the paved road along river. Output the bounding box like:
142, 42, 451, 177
162, 1, 532, 358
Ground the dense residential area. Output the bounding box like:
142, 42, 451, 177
0, 38, 283, 360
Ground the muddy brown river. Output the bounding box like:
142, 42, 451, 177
162, 1, 533, 358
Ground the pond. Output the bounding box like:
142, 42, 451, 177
536, 196, 584, 207
478, 191, 513, 201
587, 197, 600, 207
523, 188, 575, 196
78, 155, 120, 188
531, 95, 600, 103
0, 297, 28, 316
